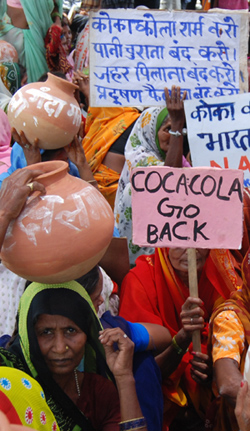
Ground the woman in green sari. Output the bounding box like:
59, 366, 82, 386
0, 280, 148, 431
0, 0, 63, 83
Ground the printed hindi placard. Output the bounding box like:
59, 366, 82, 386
131, 166, 243, 249
184, 93, 250, 187
89, 9, 248, 107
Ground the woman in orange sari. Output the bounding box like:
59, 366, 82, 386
82, 105, 140, 209
208, 245, 250, 431
119, 247, 240, 430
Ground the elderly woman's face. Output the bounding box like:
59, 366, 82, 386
168, 248, 209, 274
35, 314, 87, 378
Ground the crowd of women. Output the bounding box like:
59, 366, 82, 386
0, 0, 250, 431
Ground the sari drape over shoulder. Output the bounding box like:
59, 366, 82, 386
82, 106, 140, 209
119, 248, 239, 428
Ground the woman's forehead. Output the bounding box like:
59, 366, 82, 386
35, 314, 78, 328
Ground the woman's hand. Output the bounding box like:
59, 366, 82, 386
65, 124, 98, 185
0, 168, 46, 221
235, 381, 250, 431
164, 85, 186, 131
12, 128, 41, 166
99, 328, 134, 380
64, 123, 86, 168
180, 296, 205, 338
190, 351, 212, 385
73, 70, 89, 103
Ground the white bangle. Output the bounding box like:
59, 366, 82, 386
169, 129, 182, 137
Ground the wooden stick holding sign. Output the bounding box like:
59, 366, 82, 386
187, 248, 201, 353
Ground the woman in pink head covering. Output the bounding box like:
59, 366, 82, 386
0, 108, 11, 174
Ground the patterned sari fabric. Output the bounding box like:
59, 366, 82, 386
0, 367, 59, 430
0, 281, 114, 431
208, 246, 250, 431
114, 107, 190, 266
0, 62, 20, 95
82, 106, 140, 209
119, 248, 239, 429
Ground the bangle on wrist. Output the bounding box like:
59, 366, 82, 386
51, 12, 62, 19
169, 129, 182, 137
119, 417, 147, 431
172, 335, 188, 355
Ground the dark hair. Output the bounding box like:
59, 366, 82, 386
76, 265, 100, 296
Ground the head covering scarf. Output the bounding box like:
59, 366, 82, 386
119, 247, 239, 428
0, 281, 114, 431
114, 107, 190, 266
0, 108, 11, 173
44, 25, 72, 75
0, 367, 59, 430
207, 246, 250, 431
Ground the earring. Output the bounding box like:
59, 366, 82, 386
66, 346, 69, 350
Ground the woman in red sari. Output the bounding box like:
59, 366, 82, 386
119, 247, 240, 430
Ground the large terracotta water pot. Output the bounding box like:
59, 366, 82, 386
7, 73, 81, 149
0, 161, 114, 283
0, 40, 18, 62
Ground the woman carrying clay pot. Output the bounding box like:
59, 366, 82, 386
0, 168, 147, 431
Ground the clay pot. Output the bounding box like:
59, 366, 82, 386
0, 40, 18, 62
7, 73, 81, 149
0, 161, 114, 283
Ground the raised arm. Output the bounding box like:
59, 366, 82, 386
164, 85, 187, 168
99, 327, 148, 431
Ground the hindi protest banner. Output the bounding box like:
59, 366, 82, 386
88, 9, 248, 107
184, 92, 250, 187
131, 166, 243, 249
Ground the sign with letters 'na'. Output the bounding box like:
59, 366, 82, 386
131, 166, 243, 249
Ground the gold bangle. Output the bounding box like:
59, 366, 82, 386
172, 335, 188, 355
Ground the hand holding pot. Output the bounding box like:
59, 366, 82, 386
12, 128, 41, 166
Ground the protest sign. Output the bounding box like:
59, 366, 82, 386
184, 92, 250, 187
131, 166, 243, 249
89, 9, 248, 107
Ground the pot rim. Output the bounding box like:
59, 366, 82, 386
25, 160, 69, 181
